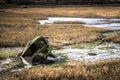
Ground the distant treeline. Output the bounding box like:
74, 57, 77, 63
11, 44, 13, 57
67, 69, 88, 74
0, 0, 120, 5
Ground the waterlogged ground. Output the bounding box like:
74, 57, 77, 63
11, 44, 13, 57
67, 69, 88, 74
0, 47, 32, 72
38, 17, 120, 63
53, 42, 120, 62
0, 41, 120, 72
0, 17, 120, 72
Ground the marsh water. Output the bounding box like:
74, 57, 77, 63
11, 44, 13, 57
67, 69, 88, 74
52, 43, 120, 62
0, 17, 120, 72
0, 42, 120, 72
39, 17, 120, 30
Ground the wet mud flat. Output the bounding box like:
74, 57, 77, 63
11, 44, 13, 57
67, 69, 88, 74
53, 42, 120, 62
0, 41, 120, 80
0, 16, 120, 79
38, 17, 120, 62
0, 17, 120, 71
0, 41, 120, 71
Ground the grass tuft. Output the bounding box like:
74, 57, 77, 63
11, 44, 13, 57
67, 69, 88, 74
16, 59, 120, 80
104, 33, 120, 43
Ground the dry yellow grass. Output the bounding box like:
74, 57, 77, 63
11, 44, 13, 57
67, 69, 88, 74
0, 7, 119, 48
0, 6, 119, 48
0, 24, 109, 48
2, 6, 120, 18
16, 59, 120, 80
0, 6, 119, 25
104, 33, 120, 43
0, 6, 120, 80
54, 21, 85, 24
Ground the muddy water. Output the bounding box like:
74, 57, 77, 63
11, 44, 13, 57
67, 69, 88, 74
0, 42, 120, 72
0, 58, 12, 71
0, 47, 32, 72
38, 17, 120, 62
52, 43, 120, 62
1, 16, 120, 72
38, 17, 120, 30
0, 56, 32, 72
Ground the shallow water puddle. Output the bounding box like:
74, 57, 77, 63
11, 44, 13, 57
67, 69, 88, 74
52, 43, 120, 62
39, 17, 120, 30
10, 56, 32, 72
0, 47, 32, 72
0, 57, 32, 72
0, 58, 12, 71
1, 58, 12, 65
0, 43, 120, 72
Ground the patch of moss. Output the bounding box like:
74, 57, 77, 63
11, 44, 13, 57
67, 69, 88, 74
0, 58, 24, 71
103, 30, 120, 37
0, 50, 17, 59
98, 46, 115, 50
105, 30, 120, 34
10, 58, 24, 69
69, 40, 102, 49
70, 45, 85, 49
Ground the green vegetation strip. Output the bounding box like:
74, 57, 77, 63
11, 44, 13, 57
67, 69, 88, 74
0, 50, 17, 59
69, 40, 103, 49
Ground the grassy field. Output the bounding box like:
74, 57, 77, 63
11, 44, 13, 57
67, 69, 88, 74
0, 6, 120, 80
15, 59, 120, 80
0, 24, 110, 48
1, 6, 120, 48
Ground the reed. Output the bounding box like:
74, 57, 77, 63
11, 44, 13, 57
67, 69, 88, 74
17, 59, 120, 80
0, 24, 109, 48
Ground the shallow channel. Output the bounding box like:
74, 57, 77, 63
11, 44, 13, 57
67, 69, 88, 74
39, 17, 120, 30
52, 43, 120, 62
0, 17, 120, 72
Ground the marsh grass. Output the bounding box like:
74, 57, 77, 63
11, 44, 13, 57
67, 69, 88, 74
98, 46, 115, 50
104, 33, 120, 43
0, 24, 109, 48
54, 21, 85, 24
2, 6, 120, 18
0, 6, 120, 80
16, 59, 120, 80
0, 6, 119, 48
69, 40, 103, 49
